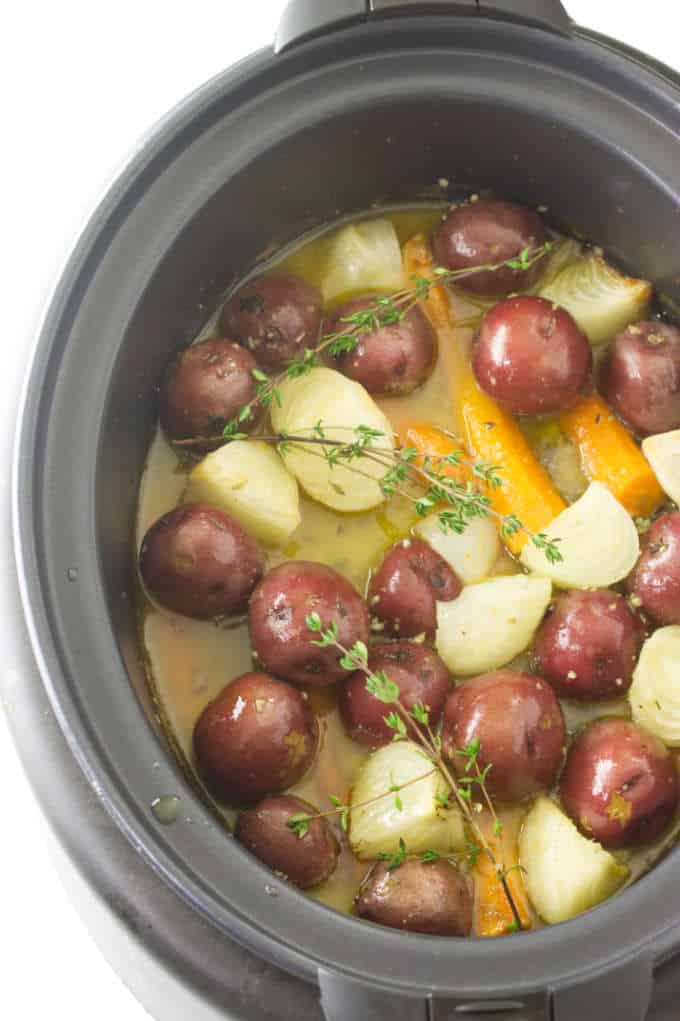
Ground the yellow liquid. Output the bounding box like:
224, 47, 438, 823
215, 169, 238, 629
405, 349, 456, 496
138, 206, 483, 914
136, 206, 657, 926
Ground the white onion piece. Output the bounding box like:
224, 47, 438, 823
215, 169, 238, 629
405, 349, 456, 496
271, 367, 394, 512
186, 440, 300, 546
539, 253, 652, 346
629, 626, 680, 747
322, 218, 404, 303
414, 513, 501, 585
530, 238, 582, 293
642, 430, 680, 507
349, 741, 464, 861
435, 574, 552, 676
519, 797, 627, 925
520, 482, 639, 589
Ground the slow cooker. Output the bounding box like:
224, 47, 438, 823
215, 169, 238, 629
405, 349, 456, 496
9, 1, 680, 1018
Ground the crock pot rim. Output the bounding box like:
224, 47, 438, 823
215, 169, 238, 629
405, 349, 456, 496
13, 12, 680, 1003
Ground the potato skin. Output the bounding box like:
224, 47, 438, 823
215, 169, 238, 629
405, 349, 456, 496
355, 859, 472, 936
473, 296, 592, 415
139, 503, 264, 619
534, 589, 644, 700
159, 338, 260, 443
235, 795, 339, 889
339, 641, 451, 747
560, 718, 679, 849
368, 538, 462, 638
627, 513, 680, 625
432, 199, 547, 295
221, 273, 322, 373
248, 562, 370, 687
442, 670, 566, 803
601, 321, 680, 436
327, 297, 436, 395
193, 673, 318, 805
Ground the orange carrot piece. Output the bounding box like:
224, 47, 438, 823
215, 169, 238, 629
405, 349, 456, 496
401, 234, 565, 554
400, 422, 471, 486
401, 416, 565, 555
560, 394, 664, 518
473, 810, 532, 938
458, 383, 566, 553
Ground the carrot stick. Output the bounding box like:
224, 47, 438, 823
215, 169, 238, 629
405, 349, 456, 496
400, 422, 471, 486
560, 394, 664, 518
402, 235, 565, 554
473, 810, 532, 938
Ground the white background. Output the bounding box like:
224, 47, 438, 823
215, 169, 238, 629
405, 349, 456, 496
1, 2, 678, 1018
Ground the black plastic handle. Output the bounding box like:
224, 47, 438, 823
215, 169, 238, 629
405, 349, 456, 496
275, 0, 571, 53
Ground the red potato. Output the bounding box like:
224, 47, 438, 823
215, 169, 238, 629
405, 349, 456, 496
560, 718, 679, 849
432, 199, 548, 295
628, 513, 680, 625
248, 562, 369, 687
442, 670, 566, 803
235, 795, 339, 889
473, 296, 592, 415
327, 297, 436, 395
533, 590, 644, 700
339, 641, 451, 747
139, 504, 264, 620
159, 337, 261, 443
368, 538, 461, 638
193, 673, 318, 805
601, 321, 680, 436
221, 273, 322, 373
355, 858, 472, 936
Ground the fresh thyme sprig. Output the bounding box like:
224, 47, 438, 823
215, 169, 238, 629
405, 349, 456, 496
302, 613, 525, 932
221, 244, 552, 440
262, 423, 562, 564
286, 767, 437, 839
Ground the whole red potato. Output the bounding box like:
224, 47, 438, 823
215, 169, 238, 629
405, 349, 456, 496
601, 321, 680, 436
193, 673, 317, 805
327, 297, 436, 395
433, 199, 548, 295
442, 670, 566, 802
355, 858, 472, 936
339, 641, 451, 747
533, 589, 644, 700
249, 562, 369, 687
139, 504, 264, 619
628, 513, 680, 625
159, 338, 261, 443
235, 795, 339, 889
473, 296, 591, 415
368, 538, 461, 638
221, 273, 322, 373
560, 718, 679, 849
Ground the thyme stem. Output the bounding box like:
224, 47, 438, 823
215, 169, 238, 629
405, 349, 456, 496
287, 769, 437, 834
222, 244, 552, 440
271, 427, 562, 564
304, 617, 525, 932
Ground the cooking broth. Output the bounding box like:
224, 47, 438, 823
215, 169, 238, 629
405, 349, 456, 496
137, 205, 680, 933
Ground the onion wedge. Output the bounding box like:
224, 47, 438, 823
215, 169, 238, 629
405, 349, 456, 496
349, 741, 464, 861
539, 253, 652, 346
521, 481, 639, 588
642, 430, 680, 507
629, 626, 680, 747
520, 797, 628, 924
436, 574, 552, 676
